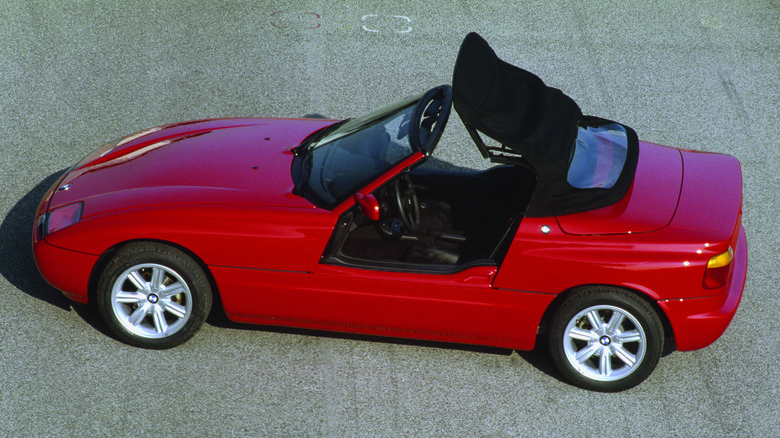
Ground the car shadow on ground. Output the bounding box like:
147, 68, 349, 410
207, 312, 565, 382
0, 170, 72, 311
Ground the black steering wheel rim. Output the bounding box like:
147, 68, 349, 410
409, 85, 452, 155
394, 174, 420, 232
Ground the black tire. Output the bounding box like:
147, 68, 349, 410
96, 242, 212, 349
548, 287, 664, 392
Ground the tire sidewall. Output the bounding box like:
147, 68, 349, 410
96, 243, 212, 349
548, 287, 664, 392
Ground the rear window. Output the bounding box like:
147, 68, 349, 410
567, 124, 628, 189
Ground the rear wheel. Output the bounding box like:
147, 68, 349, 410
548, 287, 663, 392
96, 242, 212, 349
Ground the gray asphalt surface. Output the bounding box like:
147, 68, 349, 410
1, 1, 778, 437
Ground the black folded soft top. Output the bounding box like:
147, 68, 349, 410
452, 32, 638, 217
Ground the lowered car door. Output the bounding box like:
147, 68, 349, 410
219, 261, 552, 350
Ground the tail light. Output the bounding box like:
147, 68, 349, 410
703, 247, 733, 289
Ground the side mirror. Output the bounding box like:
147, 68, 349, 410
354, 192, 380, 221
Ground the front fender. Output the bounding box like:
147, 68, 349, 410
43, 203, 338, 273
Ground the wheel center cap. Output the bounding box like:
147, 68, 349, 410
599, 335, 611, 346
147, 294, 159, 304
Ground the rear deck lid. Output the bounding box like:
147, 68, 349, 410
555, 142, 682, 235
670, 149, 742, 238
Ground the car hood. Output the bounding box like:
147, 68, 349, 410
555, 141, 682, 235
49, 118, 338, 214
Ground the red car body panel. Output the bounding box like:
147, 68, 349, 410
50, 118, 337, 212
556, 142, 682, 235
658, 226, 746, 351
33, 116, 746, 352
670, 148, 743, 237
45, 204, 338, 271
213, 264, 554, 350
33, 240, 96, 304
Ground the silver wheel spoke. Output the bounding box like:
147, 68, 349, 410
615, 330, 641, 344
152, 306, 168, 333
611, 345, 637, 367
160, 283, 186, 299
116, 291, 146, 304
606, 311, 625, 334
575, 343, 600, 363
599, 347, 613, 376
162, 300, 187, 319
568, 327, 596, 342
150, 267, 165, 293
128, 302, 152, 326
128, 271, 148, 292
586, 310, 603, 330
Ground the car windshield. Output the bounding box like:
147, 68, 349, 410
301, 96, 418, 208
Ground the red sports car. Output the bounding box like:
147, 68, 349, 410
33, 33, 746, 391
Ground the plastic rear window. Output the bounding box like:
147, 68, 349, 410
567, 124, 628, 189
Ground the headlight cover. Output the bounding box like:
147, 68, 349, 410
38, 202, 84, 239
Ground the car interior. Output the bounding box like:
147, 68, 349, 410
322, 164, 536, 272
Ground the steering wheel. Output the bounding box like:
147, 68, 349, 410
394, 174, 420, 232
409, 85, 452, 154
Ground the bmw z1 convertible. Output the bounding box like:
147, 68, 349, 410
33, 33, 746, 391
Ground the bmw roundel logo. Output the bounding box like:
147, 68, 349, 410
147, 294, 159, 304
599, 336, 611, 346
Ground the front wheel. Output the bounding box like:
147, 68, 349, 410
548, 287, 664, 392
96, 242, 212, 349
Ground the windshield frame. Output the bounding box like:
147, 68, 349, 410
292, 93, 423, 210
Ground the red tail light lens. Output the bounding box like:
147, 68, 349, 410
703, 247, 733, 289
